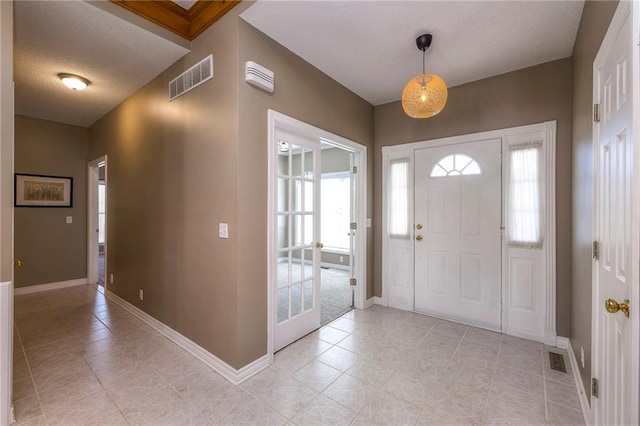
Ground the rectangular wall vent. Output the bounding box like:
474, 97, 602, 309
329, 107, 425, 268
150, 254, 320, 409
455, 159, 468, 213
169, 54, 213, 101
245, 61, 274, 93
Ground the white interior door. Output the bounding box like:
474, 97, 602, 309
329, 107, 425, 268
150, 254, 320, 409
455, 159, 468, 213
414, 139, 502, 330
274, 129, 321, 352
593, 4, 632, 424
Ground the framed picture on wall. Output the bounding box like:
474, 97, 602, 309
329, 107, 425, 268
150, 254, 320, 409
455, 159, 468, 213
14, 174, 73, 208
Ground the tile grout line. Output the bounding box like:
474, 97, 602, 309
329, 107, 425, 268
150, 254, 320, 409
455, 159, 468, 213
478, 332, 505, 423
542, 346, 549, 422
14, 316, 48, 425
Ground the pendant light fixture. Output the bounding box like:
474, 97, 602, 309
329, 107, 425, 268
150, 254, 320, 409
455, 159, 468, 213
401, 34, 448, 119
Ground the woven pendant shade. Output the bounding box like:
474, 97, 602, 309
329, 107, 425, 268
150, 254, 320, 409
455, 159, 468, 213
401, 74, 448, 118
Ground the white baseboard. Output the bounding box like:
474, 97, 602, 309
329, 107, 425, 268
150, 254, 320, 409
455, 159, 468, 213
545, 330, 559, 347
14, 278, 88, 295
321, 262, 350, 271
365, 297, 375, 308
104, 289, 269, 385
373, 296, 385, 306
567, 340, 592, 426
556, 336, 570, 350
0, 281, 13, 426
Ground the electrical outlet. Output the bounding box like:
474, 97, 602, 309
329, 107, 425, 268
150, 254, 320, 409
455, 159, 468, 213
139, 289, 144, 301
66, 216, 72, 224
340, 256, 344, 263
109, 274, 114, 284
581, 347, 585, 369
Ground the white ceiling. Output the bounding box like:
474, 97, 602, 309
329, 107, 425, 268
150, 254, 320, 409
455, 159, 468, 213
241, 1, 585, 106
171, 0, 199, 10
14, 1, 190, 127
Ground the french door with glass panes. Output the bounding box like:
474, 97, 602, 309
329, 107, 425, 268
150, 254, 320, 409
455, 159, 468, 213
274, 129, 321, 352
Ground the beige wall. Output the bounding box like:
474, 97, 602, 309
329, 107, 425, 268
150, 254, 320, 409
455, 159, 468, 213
89, 8, 241, 367
374, 58, 573, 337
0, 0, 13, 285
570, 0, 618, 401
236, 20, 374, 366
14, 115, 88, 288
87, 8, 374, 369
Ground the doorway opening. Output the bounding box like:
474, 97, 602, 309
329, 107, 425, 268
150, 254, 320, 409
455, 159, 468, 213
319, 142, 355, 326
268, 110, 367, 354
88, 156, 107, 291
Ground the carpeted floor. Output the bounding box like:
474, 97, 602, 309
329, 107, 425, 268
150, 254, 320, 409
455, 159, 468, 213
98, 253, 105, 287
277, 262, 353, 326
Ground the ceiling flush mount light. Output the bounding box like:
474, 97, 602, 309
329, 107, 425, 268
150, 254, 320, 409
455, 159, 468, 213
58, 73, 90, 91
401, 34, 448, 119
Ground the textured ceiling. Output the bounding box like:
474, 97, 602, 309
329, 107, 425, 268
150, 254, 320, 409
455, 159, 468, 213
14, 1, 190, 128
241, 1, 585, 106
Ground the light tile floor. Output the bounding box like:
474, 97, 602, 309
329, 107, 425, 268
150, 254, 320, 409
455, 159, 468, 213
12, 285, 584, 425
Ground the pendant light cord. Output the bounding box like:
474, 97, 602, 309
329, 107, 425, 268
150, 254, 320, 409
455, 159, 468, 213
422, 49, 426, 75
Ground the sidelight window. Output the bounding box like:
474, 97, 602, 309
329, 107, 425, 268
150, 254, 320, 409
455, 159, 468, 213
507, 144, 543, 248
389, 159, 410, 238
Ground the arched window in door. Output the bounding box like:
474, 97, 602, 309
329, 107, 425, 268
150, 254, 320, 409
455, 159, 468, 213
430, 154, 482, 177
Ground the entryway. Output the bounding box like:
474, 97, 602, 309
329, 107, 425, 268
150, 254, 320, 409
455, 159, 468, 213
87, 156, 107, 290
268, 110, 367, 353
382, 122, 558, 344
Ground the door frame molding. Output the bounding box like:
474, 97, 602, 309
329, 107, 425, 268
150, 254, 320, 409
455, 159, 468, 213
592, 1, 639, 423
381, 121, 557, 344
87, 156, 107, 289
267, 110, 368, 358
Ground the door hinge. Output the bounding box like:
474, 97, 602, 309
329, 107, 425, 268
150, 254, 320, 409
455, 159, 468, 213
591, 378, 599, 398
350, 278, 357, 286
350, 222, 357, 230
593, 104, 600, 123
593, 241, 600, 260
352, 166, 358, 174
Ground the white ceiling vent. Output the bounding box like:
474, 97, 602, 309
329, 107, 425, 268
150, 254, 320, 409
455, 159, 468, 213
169, 54, 213, 101
245, 61, 274, 93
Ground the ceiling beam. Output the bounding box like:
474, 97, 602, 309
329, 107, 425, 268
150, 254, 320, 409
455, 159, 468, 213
110, 0, 241, 41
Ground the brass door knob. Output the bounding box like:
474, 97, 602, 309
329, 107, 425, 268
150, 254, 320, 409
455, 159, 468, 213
416, 224, 423, 230
416, 235, 423, 241
605, 298, 630, 318
316, 242, 324, 249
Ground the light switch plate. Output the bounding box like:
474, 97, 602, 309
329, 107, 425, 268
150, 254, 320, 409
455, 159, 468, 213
219, 223, 229, 239
66, 216, 72, 224
366, 218, 372, 228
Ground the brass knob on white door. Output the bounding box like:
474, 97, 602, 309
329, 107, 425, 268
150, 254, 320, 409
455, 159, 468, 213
416, 224, 423, 230
416, 235, 423, 241
316, 242, 324, 249
605, 298, 629, 318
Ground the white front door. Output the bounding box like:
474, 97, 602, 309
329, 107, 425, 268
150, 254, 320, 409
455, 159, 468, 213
274, 129, 322, 352
593, 3, 632, 424
414, 139, 502, 330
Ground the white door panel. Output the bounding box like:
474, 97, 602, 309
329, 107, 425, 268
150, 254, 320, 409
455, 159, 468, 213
593, 5, 632, 424
414, 139, 502, 329
274, 129, 321, 352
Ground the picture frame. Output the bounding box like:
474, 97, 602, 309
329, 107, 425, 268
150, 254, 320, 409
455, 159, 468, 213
14, 173, 73, 208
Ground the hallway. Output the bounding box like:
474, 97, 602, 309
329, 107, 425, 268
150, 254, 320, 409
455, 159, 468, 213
13, 285, 583, 425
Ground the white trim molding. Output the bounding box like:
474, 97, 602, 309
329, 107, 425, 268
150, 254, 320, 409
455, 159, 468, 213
372, 296, 385, 306
14, 278, 87, 295
0, 281, 13, 426
567, 340, 592, 426
104, 289, 269, 385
